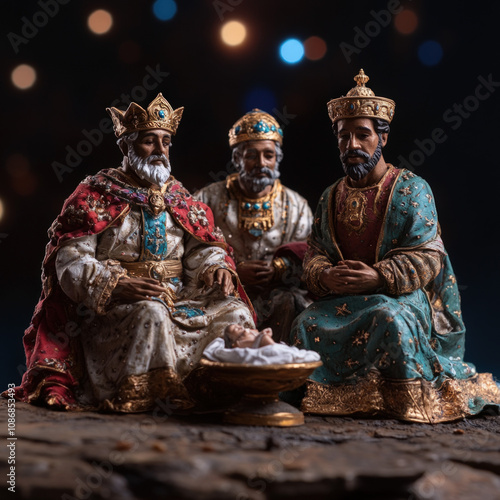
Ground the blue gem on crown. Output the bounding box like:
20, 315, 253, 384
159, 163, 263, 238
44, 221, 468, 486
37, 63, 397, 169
253, 120, 269, 133
158, 110, 166, 119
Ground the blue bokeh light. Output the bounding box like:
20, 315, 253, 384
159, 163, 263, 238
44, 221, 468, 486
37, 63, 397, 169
243, 88, 277, 115
279, 39, 304, 64
418, 40, 443, 66
152, 0, 177, 21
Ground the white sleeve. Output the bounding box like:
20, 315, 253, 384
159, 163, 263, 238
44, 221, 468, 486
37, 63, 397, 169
55, 235, 127, 315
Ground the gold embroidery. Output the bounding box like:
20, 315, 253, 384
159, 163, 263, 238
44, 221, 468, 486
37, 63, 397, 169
303, 254, 333, 297
147, 181, 168, 216
338, 189, 368, 233
94, 260, 128, 315
101, 367, 194, 413
122, 259, 183, 282
226, 173, 281, 237
301, 371, 500, 423
335, 303, 352, 316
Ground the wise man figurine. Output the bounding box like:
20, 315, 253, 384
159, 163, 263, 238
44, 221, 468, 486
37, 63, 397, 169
290, 70, 500, 423
196, 109, 313, 342
11, 93, 256, 412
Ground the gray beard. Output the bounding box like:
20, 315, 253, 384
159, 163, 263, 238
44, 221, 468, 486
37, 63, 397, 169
239, 165, 280, 194
340, 137, 383, 181
128, 146, 171, 188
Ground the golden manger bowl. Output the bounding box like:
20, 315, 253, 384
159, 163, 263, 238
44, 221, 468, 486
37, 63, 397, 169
199, 358, 322, 427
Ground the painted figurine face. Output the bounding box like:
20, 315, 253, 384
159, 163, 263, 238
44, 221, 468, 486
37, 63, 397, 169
127, 129, 172, 187
241, 140, 277, 173
336, 118, 387, 181
224, 324, 274, 348
133, 130, 172, 162
337, 118, 384, 162
238, 140, 280, 194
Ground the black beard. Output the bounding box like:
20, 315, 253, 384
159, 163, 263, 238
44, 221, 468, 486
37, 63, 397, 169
340, 137, 383, 181
239, 166, 280, 194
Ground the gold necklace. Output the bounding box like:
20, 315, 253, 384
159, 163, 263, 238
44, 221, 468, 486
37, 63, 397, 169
227, 173, 280, 238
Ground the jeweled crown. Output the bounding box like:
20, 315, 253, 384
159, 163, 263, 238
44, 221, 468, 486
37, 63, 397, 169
229, 109, 283, 147
327, 69, 395, 124
106, 93, 184, 138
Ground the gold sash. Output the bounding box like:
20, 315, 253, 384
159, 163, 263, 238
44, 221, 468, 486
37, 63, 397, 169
121, 259, 183, 282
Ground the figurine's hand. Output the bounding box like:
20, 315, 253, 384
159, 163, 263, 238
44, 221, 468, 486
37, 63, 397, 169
203, 268, 235, 296
236, 260, 275, 286
112, 276, 166, 303
320, 260, 383, 295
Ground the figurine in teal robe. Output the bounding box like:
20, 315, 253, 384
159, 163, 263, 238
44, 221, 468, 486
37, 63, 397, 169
289, 70, 500, 422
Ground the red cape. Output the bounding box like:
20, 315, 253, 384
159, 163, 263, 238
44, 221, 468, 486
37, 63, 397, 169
12, 168, 254, 409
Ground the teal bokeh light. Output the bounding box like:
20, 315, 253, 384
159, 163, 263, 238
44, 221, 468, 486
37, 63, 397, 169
279, 39, 304, 64
153, 0, 177, 21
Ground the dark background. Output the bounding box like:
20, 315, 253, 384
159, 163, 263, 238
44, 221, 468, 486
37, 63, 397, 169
1, 0, 499, 389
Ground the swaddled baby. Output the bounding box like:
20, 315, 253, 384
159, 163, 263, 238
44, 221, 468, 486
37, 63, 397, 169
223, 324, 275, 349
203, 324, 321, 365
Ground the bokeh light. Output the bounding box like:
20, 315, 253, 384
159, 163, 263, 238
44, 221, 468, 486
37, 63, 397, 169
0, 198, 4, 223
221, 21, 247, 46
394, 10, 419, 35
244, 88, 277, 114
418, 40, 443, 66
87, 9, 113, 35
304, 36, 327, 61
11, 64, 37, 90
279, 39, 304, 64
153, 0, 177, 21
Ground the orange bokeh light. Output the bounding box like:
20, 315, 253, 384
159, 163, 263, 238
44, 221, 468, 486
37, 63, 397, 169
88, 9, 113, 35
11, 64, 37, 90
394, 10, 419, 35
221, 21, 247, 46
304, 36, 327, 61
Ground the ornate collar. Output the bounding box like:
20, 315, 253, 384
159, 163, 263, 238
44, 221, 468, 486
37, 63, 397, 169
226, 173, 281, 238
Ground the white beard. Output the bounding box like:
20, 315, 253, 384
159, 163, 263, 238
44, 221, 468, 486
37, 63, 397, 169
127, 145, 172, 188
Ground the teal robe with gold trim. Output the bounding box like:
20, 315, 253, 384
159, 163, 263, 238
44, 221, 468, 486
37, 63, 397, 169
290, 168, 500, 423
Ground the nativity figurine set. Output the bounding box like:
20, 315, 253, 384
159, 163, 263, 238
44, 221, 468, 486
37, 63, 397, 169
7, 70, 500, 425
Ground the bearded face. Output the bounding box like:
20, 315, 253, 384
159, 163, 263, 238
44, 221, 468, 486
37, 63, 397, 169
127, 145, 171, 188
121, 130, 172, 188
234, 140, 282, 195
339, 137, 383, 181
336, 118, 387, 182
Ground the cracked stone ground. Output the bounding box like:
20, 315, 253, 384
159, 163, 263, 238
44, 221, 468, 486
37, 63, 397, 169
1, 399, 500, 499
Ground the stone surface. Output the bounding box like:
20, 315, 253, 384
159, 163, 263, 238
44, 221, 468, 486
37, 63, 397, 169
1, 399, 500, 499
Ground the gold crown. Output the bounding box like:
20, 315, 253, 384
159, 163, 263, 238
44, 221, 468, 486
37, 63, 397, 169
106, 93, 184, 138
228, 109, 283, 147
327, 69, 395, 124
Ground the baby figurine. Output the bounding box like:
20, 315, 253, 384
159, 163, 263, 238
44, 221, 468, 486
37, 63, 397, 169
224, 324, 275, 349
